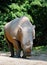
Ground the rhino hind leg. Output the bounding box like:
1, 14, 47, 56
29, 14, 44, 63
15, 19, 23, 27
8, 43, 14, 57
5, 33, 21, 58
5, 37, 14, 57
7, 39, 21, 58
8, 42, 21, 58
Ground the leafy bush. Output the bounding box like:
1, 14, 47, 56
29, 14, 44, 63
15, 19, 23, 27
0, 0, 47, 51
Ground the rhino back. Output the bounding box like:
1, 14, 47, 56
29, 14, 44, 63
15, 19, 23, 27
5, 18, 20, 38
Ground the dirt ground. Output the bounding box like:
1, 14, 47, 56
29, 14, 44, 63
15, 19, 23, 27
0, 51, 47, 65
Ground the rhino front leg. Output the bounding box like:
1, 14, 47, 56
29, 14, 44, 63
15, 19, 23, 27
22, 51, 26, 58
16, 49, 21, 58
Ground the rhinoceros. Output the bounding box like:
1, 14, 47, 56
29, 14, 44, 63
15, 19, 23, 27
4, 16, 35, 58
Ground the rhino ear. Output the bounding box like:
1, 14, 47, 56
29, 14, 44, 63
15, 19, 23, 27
18, 25, 23, 32
16, 26, 23, 41
32, 25, 35, 29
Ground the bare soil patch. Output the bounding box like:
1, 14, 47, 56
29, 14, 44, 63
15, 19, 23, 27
0, 51, 47, 65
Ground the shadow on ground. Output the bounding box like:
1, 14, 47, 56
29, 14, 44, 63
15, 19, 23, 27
0, 51, 47, 61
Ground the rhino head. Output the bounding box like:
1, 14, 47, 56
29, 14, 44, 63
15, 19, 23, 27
17, 25, 35, 57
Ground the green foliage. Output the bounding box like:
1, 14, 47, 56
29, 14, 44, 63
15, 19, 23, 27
0, 0, 47, 51
33, 45, 47, 54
